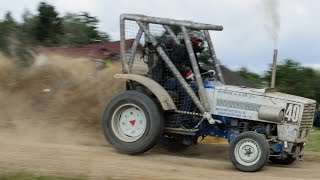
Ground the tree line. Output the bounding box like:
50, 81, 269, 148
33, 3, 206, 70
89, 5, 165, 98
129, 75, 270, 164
0, 2, 318, 106
237, 59, 320, 105
0, 2, 109, 66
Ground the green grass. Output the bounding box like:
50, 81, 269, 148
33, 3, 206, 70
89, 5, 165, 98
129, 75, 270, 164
306, 127, 320, 152
0, 172, 84, 180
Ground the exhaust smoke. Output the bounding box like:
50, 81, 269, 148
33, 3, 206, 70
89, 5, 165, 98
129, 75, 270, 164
263, 0, 281, 48
261, 0, 281, 88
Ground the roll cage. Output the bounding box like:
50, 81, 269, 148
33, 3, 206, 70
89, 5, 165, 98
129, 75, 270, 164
118, 13, 224, 116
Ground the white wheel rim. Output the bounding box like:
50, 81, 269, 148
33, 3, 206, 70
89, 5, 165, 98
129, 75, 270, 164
111, 103, 147, 142
234, 138, 261, 166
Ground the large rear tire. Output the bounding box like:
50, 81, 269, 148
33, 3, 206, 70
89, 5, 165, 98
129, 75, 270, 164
102, 90, 163, 155
229, 131, 270, 172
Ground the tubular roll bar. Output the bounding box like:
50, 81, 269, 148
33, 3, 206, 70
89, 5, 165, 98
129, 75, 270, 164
120, 14, 224, 114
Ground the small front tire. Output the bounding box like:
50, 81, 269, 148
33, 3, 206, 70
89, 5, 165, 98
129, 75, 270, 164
229, 131, 270, 172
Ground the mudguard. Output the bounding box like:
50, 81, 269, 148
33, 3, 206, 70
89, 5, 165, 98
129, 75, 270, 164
114, 74, 177, 110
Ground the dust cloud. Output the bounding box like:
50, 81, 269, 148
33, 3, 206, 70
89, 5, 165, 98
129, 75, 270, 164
0, 54, 124, 145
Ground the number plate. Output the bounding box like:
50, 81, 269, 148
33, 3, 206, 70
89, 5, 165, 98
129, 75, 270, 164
285, 103, 301, 123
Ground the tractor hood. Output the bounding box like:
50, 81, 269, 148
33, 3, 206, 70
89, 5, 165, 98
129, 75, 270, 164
208, 85, 317, 142
215, 85, 316, 105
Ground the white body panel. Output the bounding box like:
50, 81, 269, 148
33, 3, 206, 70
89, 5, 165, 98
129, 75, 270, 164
205, 85, 316, 143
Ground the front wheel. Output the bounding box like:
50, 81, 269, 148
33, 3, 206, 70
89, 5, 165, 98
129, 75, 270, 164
102, 90, 163, 155
229, 131, 270, 172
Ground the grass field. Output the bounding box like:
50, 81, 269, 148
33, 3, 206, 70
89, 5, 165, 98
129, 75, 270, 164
306, 127, 320, 152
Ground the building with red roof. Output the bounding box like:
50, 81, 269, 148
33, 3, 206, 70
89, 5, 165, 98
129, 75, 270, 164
40, 39, 137, 60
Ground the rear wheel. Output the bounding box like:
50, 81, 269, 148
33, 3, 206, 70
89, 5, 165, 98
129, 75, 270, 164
229, 131, 270, 172
102, 90, 163, 154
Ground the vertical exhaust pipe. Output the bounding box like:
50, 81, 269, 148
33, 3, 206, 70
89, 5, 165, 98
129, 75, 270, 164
271, 49, 278, 88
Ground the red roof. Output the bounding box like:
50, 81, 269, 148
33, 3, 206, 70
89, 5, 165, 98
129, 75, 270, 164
40, 39, 136, 59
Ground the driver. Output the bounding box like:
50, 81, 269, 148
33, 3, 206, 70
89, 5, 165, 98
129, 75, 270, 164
161, 30, 209, 127
166, 30, 206, 82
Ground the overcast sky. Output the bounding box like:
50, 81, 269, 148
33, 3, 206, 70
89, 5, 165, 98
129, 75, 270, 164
1, 0, 319, 73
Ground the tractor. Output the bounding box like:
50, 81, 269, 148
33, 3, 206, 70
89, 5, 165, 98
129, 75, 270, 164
102, 14, 317, 172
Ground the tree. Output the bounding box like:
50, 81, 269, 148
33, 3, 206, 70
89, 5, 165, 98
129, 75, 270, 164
21, 10, 38, 46
197, 50, 212, 65
61, 12, 109, 46
236, 60, 320, 104
0, 2, 111, 66
0, 12, 34, 66
0, 12, 18, 57
237, 67, 264, 87
35, 2, 63, 46
264, 59, 320, 103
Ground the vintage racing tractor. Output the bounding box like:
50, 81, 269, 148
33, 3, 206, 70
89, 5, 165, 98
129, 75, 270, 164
102, 14, 317, 172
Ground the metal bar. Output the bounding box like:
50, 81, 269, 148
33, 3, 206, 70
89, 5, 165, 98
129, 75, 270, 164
144, 22, 150, 42
204, 30, 225, 84
182, 26, 210, 111
164, 127, 198, 136
136, 21, 206, 113
163, 25, 180, 44
121, 14, 223, 31
120, 16, 130, 73
174, 110, 203, 117
128, 27, 144, 72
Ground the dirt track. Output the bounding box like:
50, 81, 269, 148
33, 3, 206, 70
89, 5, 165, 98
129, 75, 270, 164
0, 134, 320, 180
1, 55, 320, 179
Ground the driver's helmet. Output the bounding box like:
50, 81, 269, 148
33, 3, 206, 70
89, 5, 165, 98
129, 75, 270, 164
188, 31, 205, 52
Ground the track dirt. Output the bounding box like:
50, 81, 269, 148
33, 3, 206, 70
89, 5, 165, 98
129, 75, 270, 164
1, 138, 320, 180
0, 55, 320, 179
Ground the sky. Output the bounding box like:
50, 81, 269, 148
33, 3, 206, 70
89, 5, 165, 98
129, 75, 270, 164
0, 0, 319, 73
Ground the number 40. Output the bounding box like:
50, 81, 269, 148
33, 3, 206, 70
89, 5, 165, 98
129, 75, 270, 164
285, 104, 300, 123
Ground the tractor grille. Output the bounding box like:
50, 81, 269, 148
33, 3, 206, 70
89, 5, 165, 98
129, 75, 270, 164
298, 103, 316, 139
300, 104, 316, 128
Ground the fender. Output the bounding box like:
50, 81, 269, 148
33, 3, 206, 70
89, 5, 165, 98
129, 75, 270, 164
114, 74, 177, 110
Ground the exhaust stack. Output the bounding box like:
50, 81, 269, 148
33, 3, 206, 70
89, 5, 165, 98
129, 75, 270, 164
271, 49, 278, 88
